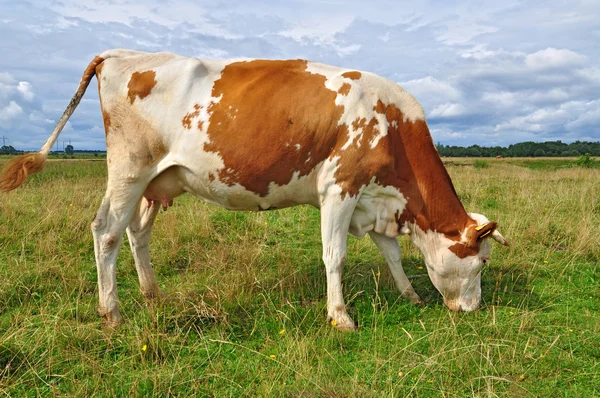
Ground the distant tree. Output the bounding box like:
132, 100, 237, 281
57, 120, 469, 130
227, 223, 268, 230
426, 140, 600, 157
562, 149, 580, 157
466, 147, 482, 157
65, 145, 74, 155
0, 145, 17, 154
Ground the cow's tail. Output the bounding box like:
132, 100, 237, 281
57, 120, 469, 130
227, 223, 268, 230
0, 55, 106, 192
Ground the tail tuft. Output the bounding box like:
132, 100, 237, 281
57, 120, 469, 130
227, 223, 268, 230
0, 153, 47, 192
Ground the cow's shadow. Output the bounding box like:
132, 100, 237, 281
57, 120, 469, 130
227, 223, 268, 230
342, 253, 546, 316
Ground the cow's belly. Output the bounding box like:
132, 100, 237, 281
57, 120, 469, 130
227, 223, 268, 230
147, 164, 321, 211
349, 183, 408, 238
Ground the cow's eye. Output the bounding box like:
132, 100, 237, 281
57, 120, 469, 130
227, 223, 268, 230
482, 258, 488, 265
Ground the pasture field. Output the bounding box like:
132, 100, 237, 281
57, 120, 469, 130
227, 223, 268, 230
0, 157, 598, 397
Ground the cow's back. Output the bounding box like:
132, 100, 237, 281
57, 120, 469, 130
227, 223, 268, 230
97, 51, 428, 219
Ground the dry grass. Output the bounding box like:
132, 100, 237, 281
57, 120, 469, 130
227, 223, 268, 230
0, 157, 598, 396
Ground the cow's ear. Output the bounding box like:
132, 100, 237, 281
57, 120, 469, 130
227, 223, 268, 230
466, 221, 498, 247
467, 212, 510, 247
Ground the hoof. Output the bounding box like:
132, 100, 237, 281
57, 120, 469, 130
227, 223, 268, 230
328, 310, 356, 331
403, 291, 424, 306
98, 306, 122, 327
104, 317, 121, 328
142, 288, 165, 300
97, 306, 108, 317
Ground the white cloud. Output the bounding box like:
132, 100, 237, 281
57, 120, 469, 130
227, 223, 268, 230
430, 103, 466, 118
481, 91, 517, 108
525, 48, 586, 70
460, 47, 524, 60
0, 72, 14, 85
565, 100, 600, 132
436, 19, 498, 45
0, 100, 23, 121
494, 101, 599, 136
400, 76, 460, 103
17, 81, 34, 101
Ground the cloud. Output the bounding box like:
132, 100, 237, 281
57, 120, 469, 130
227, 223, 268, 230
430, 103, 466, 118
400, 76, 460, 105
0, 101, 23, 121
1, 0, 599, 149
525, 48, 586, 70
435, 18, 498, 45
17, 81, 34, 101
494, 101, 600, 138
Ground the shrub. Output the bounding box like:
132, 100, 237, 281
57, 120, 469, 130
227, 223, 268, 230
574, 153, 599, 168
474, 159, 489, 169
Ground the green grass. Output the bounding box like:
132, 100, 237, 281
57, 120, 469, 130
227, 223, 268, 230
1, 158, 599, 396
473, 159, 489, 169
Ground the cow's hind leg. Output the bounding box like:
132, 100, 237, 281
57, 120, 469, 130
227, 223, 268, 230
92, 182, 146, 326
126, 198, 162, 299
320, 196, 359, 331
368, 231, 423, 305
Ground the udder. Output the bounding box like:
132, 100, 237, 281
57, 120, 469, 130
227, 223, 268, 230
144, 166, 185, 210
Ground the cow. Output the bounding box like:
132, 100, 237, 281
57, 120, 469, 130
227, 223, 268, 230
0, 49, 508, 330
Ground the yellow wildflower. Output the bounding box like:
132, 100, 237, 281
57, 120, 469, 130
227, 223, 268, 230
142, 344, 147, 352
279, 329, 285, 335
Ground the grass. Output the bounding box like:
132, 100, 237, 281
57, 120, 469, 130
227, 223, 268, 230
0, 157, 599, 396
474, 159, 489, 169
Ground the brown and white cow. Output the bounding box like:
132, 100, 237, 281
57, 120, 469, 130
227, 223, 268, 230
0, 49, 508, 330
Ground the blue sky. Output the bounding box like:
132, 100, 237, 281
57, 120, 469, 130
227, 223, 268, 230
1, 0, 599, 150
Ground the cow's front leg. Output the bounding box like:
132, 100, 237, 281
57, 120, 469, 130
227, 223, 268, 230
320, 197, 358, 331
368, 231, 423, 305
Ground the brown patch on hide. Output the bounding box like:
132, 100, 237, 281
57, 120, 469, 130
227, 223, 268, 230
204, 59, 345, 196
448, 242, 479, 259
127, 70, 157, 104
182, 104, 202, 129
337, 83, 351, 96
342, 71, 362, 80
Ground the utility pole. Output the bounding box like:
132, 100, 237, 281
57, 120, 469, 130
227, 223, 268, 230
1, 136, 7, 146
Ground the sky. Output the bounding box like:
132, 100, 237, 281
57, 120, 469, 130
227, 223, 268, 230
0, 0, 599, 150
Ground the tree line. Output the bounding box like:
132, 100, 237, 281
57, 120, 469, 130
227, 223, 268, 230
0, 145, 106, 155
436, 141, 600, 157
2, 140, 599, 157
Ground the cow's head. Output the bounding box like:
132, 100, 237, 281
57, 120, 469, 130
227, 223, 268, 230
408, 212, 508, 312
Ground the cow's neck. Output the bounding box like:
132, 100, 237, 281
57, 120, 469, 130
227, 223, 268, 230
397, 120, 472, 240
